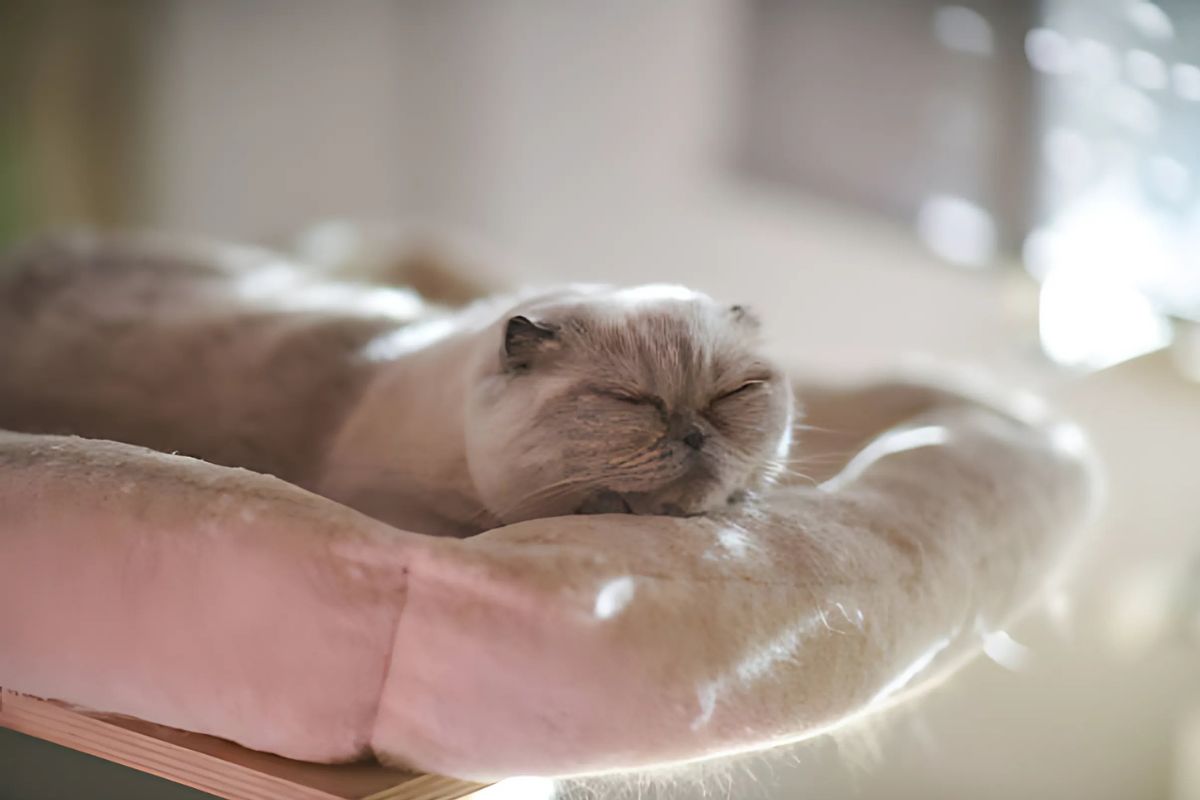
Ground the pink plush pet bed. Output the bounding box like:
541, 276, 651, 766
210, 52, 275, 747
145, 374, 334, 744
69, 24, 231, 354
0, 234, 1098, 781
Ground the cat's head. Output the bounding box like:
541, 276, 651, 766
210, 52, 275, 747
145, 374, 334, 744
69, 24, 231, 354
464, 285, 793, 526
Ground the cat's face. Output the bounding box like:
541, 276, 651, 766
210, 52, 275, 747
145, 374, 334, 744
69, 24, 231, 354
465, 285, 793, 526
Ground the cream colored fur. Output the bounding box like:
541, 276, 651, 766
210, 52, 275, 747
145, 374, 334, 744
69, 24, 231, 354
1, 233, 790, 536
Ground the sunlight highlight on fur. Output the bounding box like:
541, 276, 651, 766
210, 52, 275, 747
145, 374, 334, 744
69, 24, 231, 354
820, 425, 951, 493
593, 576, 636, 620
691, 607, 864, 731
868, 636, 952, 706
613, 284, 703, 304
981, 630, 1032, 671
234, 263, 425, 319
360, 317, 460, 361
715, 526, 752, 558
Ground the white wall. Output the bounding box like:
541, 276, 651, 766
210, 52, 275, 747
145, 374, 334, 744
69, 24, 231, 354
143, 0, 416, 240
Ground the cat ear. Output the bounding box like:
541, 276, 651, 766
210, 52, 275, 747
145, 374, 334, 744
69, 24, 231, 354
503, 315, 558, 370
729, 304, 761, 329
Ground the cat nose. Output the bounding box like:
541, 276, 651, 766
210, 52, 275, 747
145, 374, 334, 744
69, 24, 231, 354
682, 428, 706, 451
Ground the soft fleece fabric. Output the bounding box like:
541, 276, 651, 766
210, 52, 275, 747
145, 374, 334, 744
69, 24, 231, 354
0, 397, 1096, 780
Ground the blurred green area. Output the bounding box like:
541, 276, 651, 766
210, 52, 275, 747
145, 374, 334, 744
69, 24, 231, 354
0, 0, 155, 249
0, 727, 217, 800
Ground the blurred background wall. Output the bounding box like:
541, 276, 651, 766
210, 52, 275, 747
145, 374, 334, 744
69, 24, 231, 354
0, 1, 153, 241
1, 2, 1199, 798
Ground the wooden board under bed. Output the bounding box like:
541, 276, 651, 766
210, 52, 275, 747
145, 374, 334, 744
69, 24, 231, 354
0, 689, 489, 800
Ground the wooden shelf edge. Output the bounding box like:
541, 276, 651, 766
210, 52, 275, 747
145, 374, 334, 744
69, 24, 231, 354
0, 689, 486, 800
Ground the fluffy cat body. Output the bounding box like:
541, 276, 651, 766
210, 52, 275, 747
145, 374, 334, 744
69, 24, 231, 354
0, 234, 792, 536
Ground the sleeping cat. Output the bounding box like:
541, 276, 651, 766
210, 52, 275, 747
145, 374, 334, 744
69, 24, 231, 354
319, 283, 795, 534
0, 233, 794, 536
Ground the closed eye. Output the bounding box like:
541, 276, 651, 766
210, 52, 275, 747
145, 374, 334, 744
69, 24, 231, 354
591, 386, 661, 408
715, 379, 767, 402
610, 392, 650, 405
